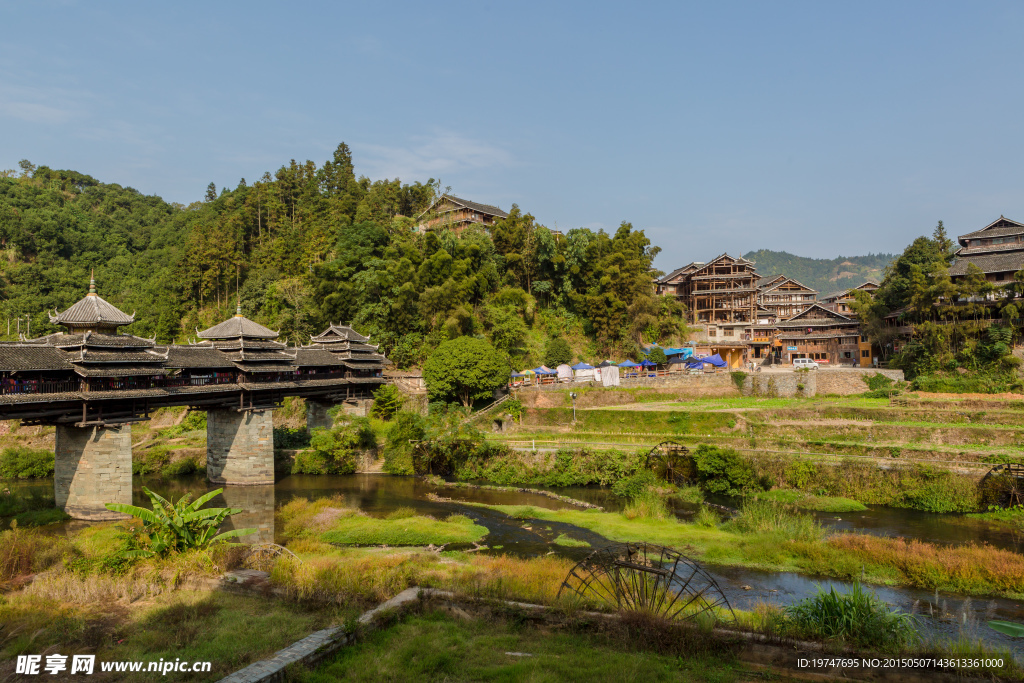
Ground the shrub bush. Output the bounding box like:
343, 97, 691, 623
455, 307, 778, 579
785, 583, 917, 650
371, 385, 404, 420
543, 337, 572, 368
0, 447, 55, 479
292, 420, 377, 475
611, 469, 661, 499
381, 411, 425, 475
691, 444, 760, 495
274, 427, 311, 449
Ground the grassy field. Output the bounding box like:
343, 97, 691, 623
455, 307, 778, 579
298, 609, 747, 683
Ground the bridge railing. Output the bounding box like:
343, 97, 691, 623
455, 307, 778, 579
0, 380, 81, 395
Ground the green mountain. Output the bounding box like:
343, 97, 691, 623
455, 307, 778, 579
0, 146, 679, 367
742, 249, 895, 297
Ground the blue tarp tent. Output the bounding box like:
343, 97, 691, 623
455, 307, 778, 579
704, 354, 727, 368
532, 366, 558, 375
639, 359, 658, 367
571, 362, 595, 370
662, 347, 684, 356
511, 372, 526, 378
617, 360, 640, 368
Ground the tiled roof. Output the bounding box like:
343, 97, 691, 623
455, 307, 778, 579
78, 349, 166, 363
73, 365, 168, 377
240, 364, 299, 373
419, 194, 509, 221
949, 251, 1024, 276
39, 332, 155, 349
50, 291, 135, 328
165, 346, 236, 369
0, 345, 75, 371
958, 216, 1024, 242
198, 315, 278, 339
294, 348, 342, 367
310, 324, 370, 344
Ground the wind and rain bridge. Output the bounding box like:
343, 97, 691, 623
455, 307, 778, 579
0, 277, 389, 519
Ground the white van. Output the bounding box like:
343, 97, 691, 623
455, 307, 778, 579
793, 358, 819, 370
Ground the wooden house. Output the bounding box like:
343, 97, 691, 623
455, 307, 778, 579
819, 281, 879, 316
949, 216, 1024, 287
757, 275, 817, 319
415, 194, 509, 234
773, 304, 863, 366
656, 254, 759, 339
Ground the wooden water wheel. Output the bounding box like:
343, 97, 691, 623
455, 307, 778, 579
557, 542, 735, 624
645, 441, 693, 485
979, 463, 1024, 509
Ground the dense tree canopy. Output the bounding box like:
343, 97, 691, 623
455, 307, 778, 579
422, 337, 509, 407
0, 145, 683, 370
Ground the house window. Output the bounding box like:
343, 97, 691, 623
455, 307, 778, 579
860, 335, 868, 342
708, 329, 716, 337
861, 349, 870, 358
843, 352, 852, 359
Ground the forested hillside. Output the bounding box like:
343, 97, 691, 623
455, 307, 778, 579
0, 146, 681, 367
743, 249, 894, 296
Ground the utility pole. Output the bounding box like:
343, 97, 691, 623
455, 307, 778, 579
570, 392, 578, 424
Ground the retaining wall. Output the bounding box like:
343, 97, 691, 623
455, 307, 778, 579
742, 368, 905, 398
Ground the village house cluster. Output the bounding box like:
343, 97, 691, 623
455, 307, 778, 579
654, 216, 1024, 369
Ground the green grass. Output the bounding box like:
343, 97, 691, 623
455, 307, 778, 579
552, 533, 590, 548
0, 589, 344, 682
321, 513, 487, 546
965, 507, 1024, 531
460, 501, 1024, 597
297, 609, 746, 683
755, 489, 867, 512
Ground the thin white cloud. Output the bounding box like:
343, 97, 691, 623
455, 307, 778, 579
0, 84, 81, 124
354, 131, 514, 182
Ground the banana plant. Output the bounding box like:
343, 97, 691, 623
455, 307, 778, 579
105, 487, 257, 558
988, 620, 1024, 638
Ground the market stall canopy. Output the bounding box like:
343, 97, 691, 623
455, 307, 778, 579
511, 372, 526, 378
667, 355, 688, 364
532, 366, 558, 375
596, 360, 615, 368
704, 354, 727, 367
617, 360, 640, 368
639, 359, 658, 367
571, 362, 595, 370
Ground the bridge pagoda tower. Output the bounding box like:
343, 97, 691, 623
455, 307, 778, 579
44, 275, 156, 520
194, 306, 293, 486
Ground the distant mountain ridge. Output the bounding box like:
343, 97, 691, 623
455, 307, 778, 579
742, 249, 895, 297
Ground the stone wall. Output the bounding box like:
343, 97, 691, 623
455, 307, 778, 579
305, 400, 334, 433
207, 409, 275, 485
339, 399, 374, 418
742, 368, 905, 398
815, 368, 904, 395
54, 424, 132, 520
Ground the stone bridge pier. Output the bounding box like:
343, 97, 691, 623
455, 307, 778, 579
54, 424, 133, 520
218, 484, 275, 544
206, 409, 275, 485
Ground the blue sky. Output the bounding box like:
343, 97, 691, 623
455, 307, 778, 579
2, 1, 1024, 270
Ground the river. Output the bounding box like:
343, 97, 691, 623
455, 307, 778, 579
5, 473, 1024, 657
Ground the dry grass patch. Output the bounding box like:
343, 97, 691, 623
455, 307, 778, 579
828, 534, 1024, 595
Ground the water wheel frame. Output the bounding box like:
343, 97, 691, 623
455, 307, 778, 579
979, 463, 1024, 509
645, 441, 692, 485
557, 542, 736, 625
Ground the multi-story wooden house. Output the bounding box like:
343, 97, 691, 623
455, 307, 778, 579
656, 254, 759, 342
773, 303, 863, 366
415, 194, 509, 234
756, 275, 817, 319
949, 216, 1024, 287
819, 280, 879, 316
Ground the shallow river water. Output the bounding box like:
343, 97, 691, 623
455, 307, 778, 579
8, 473, 1024, 657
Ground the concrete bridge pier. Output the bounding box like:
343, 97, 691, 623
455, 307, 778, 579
54, 424, 133, 520
206, 409, 275, 485
305, 399, 334, 433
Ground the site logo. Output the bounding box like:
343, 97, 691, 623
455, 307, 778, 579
15, 655, 212, 675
